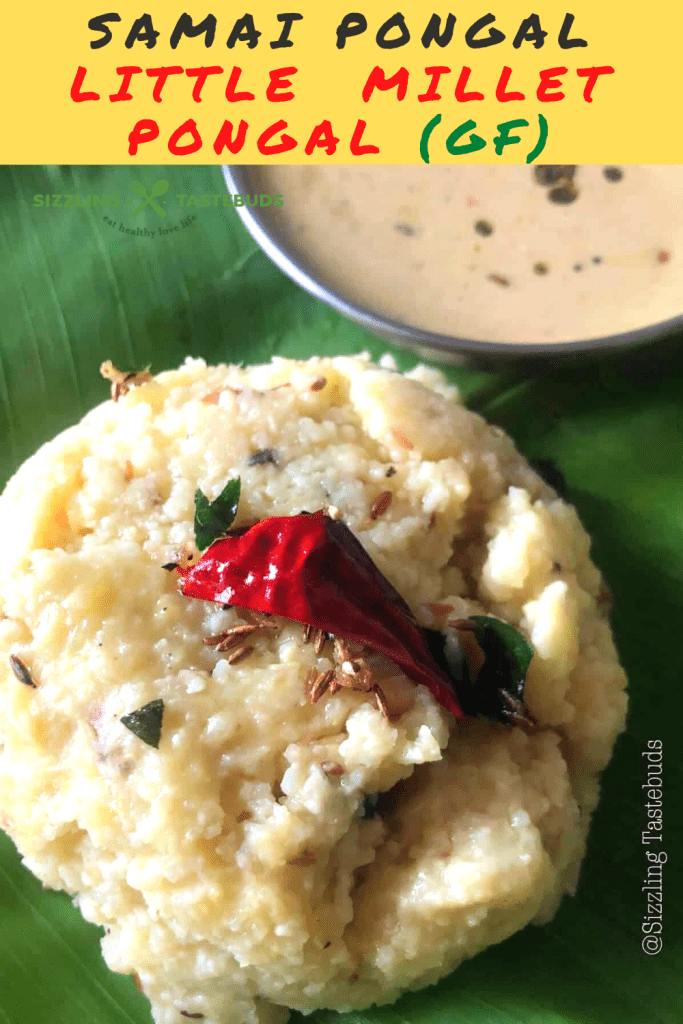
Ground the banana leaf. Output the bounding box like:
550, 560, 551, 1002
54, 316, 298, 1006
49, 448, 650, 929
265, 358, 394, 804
0, 164, 681, 1024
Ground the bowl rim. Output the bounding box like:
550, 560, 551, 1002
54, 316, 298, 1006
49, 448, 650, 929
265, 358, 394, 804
222, 164, 683, 360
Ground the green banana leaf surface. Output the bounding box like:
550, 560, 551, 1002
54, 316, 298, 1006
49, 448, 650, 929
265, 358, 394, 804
0, 165, 681, 1024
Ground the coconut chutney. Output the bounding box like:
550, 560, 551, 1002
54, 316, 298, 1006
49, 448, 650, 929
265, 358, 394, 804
0, 355, 627, 1023
256, 164, 682, 344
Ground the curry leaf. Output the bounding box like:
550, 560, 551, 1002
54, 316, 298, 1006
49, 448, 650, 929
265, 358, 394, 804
425, 618, 534, 725
194, 478, 241, 550
120, 699, 164, 749
469, 615, 534, 700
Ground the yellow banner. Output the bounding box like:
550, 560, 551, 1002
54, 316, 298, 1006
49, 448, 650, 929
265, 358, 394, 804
2, 1, 678, 163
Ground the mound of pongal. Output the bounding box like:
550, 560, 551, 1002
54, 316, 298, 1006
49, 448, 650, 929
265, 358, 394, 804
0, 354, 627, 1024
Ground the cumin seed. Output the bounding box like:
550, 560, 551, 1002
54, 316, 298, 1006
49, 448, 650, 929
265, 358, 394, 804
385, 466, 396, 478
310, 669, 334, 704
302, 623, 312, 644
496, 687, 537, 731
236, 810, 251, 823
219, 629, 261, 652
370, 490, 393, 520
226, 644, 253, 665
333, 638, 351, 664
288, 851, 317, 867
309, 671, 328, 703
373, 685, 390, 719
390, 428, 414, 451
9, 655, 36, 688
215, 633, 249, 653
488, 273, 510, 287
212, 624, 259, 643
311, 377, 327, 391
180, 1014, 205, 1020
161, 562, 178, 571
339, 661, 373, 693
205, 619, 278, 652
304, 667, 318, 698
313, 628, 327, 655
202, 630, 232, 647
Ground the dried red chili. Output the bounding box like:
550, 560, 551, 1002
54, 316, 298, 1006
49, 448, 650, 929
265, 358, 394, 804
177, 512, 465, 719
